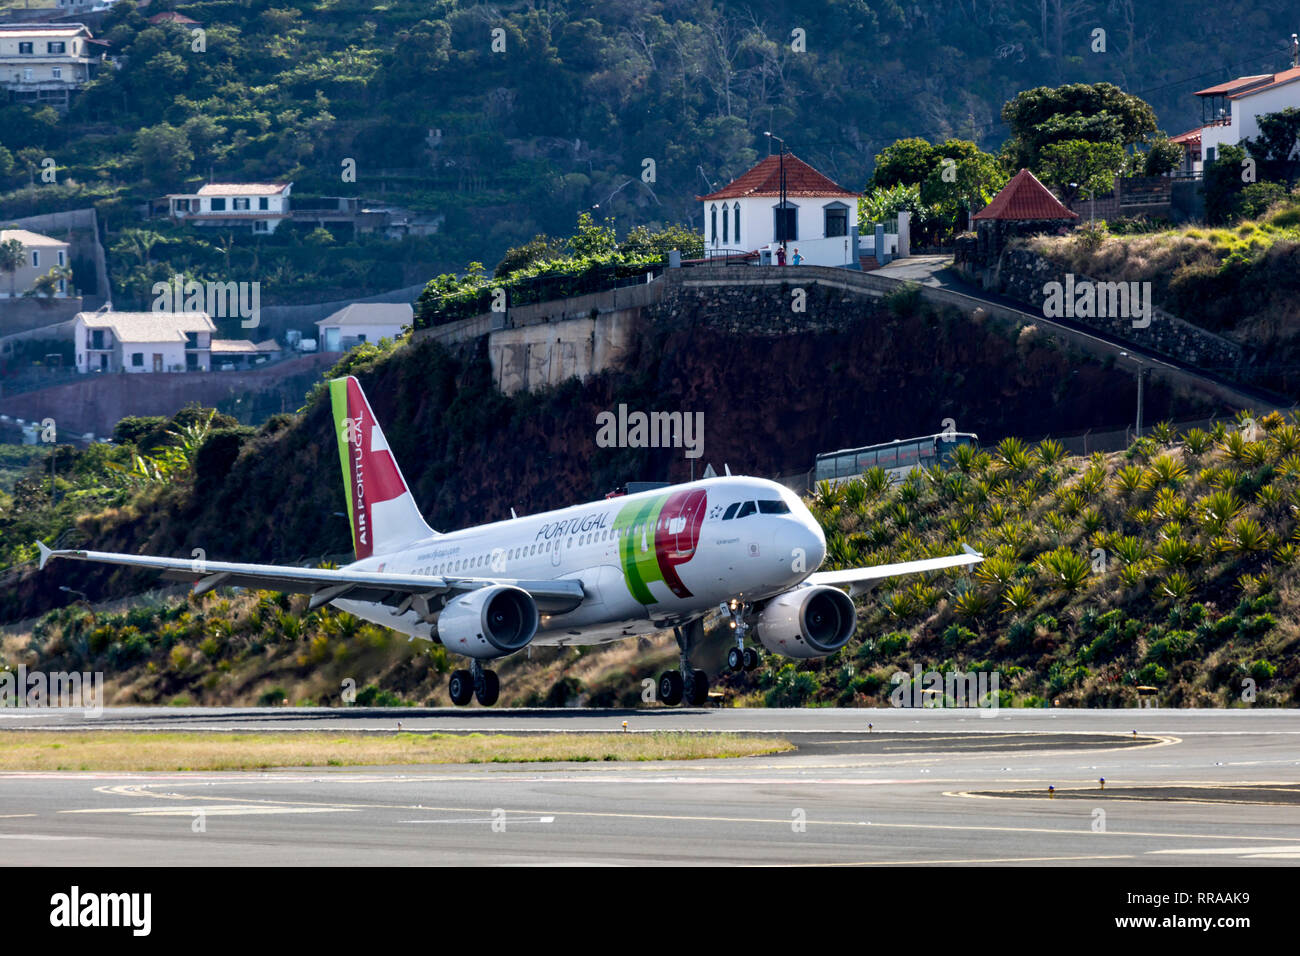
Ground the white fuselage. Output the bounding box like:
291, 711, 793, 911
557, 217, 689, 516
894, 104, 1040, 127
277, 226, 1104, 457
333, 476, 827, 649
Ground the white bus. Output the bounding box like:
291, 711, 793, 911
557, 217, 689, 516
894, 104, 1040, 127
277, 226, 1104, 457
814, 432, 979, 485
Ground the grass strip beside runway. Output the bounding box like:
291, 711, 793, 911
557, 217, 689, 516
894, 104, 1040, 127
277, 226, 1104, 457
0, 731, 792, 770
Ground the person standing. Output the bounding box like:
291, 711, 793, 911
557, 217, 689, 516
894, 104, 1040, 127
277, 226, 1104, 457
776, 245, 787, 266
792, 248, 803, 266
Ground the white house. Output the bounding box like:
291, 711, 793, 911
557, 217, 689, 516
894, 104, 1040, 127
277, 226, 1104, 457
0, 23, 103, 109
315, 302, 412, 352
1190, 39, 1300, 166
0, 229, 71, 298
163, 183, 294, 234
73, 311, 216, 373
697, 152, 861, 267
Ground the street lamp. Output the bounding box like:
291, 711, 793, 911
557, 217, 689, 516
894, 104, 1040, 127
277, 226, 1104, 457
59, 586, 87, 602
1119, 351, 1146, 437
764, 132, 788, 255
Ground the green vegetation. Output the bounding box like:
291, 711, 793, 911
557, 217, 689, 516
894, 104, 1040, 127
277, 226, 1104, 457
1028, 190, 1300, 393
0, 730, 791, 770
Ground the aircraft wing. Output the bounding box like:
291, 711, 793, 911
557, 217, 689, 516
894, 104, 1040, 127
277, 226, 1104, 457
37, 543, 586, 614
805, 546, 983, 597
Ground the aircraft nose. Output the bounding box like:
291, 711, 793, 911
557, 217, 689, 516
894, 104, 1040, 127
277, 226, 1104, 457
802, 518, 826, 571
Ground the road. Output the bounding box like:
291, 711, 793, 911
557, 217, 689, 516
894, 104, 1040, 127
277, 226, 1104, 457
1, 707, 1297, 865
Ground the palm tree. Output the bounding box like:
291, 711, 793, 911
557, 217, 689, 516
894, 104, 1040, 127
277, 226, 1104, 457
25, 264, 74, 299
0, 238, 26, 299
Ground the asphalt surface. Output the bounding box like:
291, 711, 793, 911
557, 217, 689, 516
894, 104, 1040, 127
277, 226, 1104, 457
1, 707, 1298, 865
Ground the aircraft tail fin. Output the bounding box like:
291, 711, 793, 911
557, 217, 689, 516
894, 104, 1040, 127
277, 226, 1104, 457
329, 376, 437, 561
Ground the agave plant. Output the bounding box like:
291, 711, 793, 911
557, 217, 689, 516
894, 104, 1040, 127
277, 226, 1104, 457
1267, 424, 1300, 458
1001, 582, 1035, 614
1118, 558, 1153, 589
1197, 489, 1242, 534
1159, 571, 1194, 601
1035, 438, 1067, 467
974, 554, 1019, 589
1035, 548, 1091, 592
1277, 454, 1300, 479
1112, 535, 1148, 564
1181, 428, 1213, 455
995, 436, 1032, 474
1056, 488, 1086, 517
952, 587, 994, 619
1218, 430, 1267, 467
1142, 454, 1188, 489
1152, 487, 1191, 522
1080, 508, 1104, 534
1149, 421, 1177, 444
1154, 536, 1201, 570
1078, 465, 1107, 497
1113, 464, 1145, 496
1229, 516, 1271, 553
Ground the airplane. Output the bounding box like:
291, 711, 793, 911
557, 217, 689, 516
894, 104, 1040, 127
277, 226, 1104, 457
39, 375, 983, 707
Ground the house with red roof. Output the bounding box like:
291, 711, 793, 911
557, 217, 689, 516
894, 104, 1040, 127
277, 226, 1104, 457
1173, 35, 1300, 172
697, 152, 865, 267
961, 169, 1079, 275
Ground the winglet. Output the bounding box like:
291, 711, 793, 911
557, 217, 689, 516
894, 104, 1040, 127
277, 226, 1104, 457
960, 543, 984, 560
37, 540, 53, 570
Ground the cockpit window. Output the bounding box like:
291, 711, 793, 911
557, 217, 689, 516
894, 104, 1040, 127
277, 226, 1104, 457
758, 499, 790, 514
735, 500, 757, 519
722, 502, 740, 520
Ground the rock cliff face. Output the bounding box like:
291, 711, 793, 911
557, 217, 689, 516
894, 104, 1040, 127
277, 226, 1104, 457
5, 286, 1226, 623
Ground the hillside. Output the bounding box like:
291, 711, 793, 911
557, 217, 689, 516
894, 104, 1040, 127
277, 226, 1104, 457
6, 417, 1299, 708
1028, 200, 1300, 394
4, 0, 1299, 293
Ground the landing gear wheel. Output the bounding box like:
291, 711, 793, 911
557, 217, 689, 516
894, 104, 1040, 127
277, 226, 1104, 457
475, 670, 500, 707
743, 647, 761, 671
658, 670, 684, 706
448, 669, 474, 706
688, 669, 709, 706
727, 647, 744, 671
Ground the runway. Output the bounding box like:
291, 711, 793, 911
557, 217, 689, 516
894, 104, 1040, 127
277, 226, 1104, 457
1, 708, 1298, 865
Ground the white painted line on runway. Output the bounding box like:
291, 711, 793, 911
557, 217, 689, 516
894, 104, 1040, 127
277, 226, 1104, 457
63, 804, 360, 816
0, 833, 98, 840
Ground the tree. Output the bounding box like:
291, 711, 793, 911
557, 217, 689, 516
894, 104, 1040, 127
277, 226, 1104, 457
1143, 137, 1184, 176
870, 137, 936, 189
133, 122, 193, 185
1038, 139, 1124, 206
1244, 107, 1300, 184
24, 264, 73, 299
1203, 144, 1249, 225
921, 140, 1008, 230
1001, 82, 1158, 171
566, 212, 617, 258
0, 238, 25, 299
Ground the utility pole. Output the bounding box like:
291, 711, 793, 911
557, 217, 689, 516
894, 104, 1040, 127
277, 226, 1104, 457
1122, 351, 1145, 437
765, 132, 787, 253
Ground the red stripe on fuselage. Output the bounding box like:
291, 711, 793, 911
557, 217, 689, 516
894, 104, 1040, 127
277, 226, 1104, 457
655, 488, 707, 599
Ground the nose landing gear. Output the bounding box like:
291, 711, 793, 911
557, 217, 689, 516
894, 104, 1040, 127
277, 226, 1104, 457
722, 600, 761, 672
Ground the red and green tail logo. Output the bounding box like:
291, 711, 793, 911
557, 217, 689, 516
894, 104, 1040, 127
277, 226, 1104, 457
615, 489, 707, 604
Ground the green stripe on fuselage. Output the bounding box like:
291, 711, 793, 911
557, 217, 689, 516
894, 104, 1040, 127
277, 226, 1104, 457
615, 495, 666, 605
328, 378, 356, 553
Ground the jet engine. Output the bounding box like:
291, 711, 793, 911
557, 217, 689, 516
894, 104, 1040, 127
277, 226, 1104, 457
754, 585, 857, 659
436, 585, 539, 659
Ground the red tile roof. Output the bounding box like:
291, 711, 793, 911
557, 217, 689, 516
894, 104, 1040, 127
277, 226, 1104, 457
1194, 74, 1273, 97
697, 153, 859, 201
1227, 65, 1300, 98
972, 169, 1079, 222
1169, 128, 1202, 146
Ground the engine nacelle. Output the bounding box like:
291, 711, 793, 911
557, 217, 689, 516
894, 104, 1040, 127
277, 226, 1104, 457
755, 585, 857, 659
436, 585, 539, 659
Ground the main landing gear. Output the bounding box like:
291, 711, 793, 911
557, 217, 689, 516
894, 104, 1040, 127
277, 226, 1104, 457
658, 620, 709, 707
449, 659, 499, 706
722, 600, 761, 672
